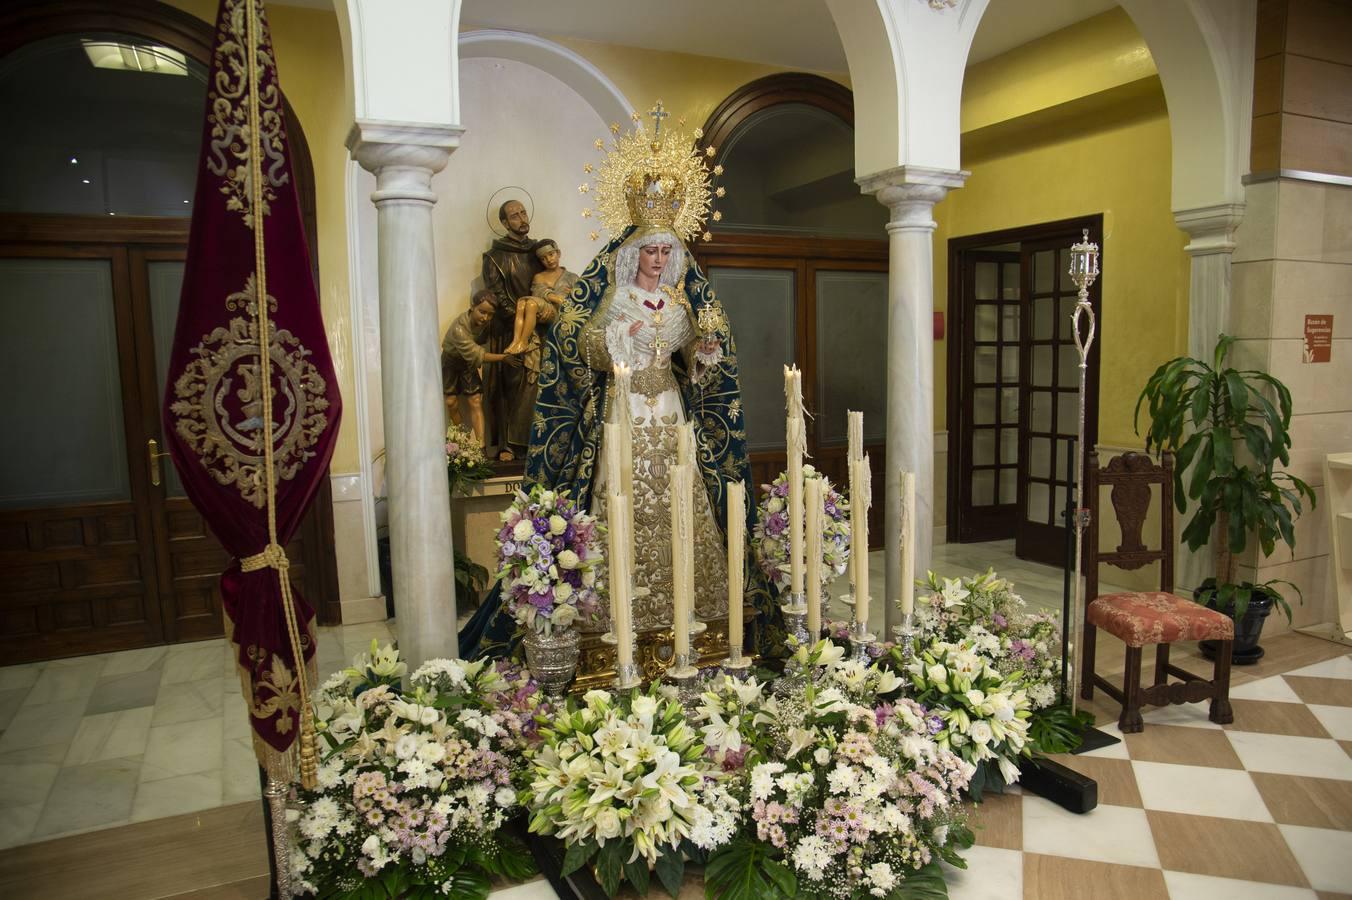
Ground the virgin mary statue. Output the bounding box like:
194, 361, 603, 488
459, 105, 781, 662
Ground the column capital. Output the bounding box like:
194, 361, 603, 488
858, 165, 968, 230
346, 118, 464, 204
1173, 201, 1246, 256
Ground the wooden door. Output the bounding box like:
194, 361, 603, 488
697, 236, 888, 546
0, 220, 338, 663
954, 250, 1022, 542
0, 241, 169, 660
1015, 236, 1101, 566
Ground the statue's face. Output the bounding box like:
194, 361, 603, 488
537, 246, 561, 270
500, 201, 530, 237
637, 243, 672, 281
469, 300, 494, 329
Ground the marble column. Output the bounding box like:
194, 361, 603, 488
859, 166, 967, 637
348, 121, 464, 668
1172, 202, 1246, 594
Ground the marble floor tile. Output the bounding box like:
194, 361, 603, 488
0, 702, 85, 753
1251, 772, 1352, 830
141, 718, 223, 782
1226, 731, 1352, 781
1278, 824, 1352, 893
1309, 703, 1352, 741
31, 755, 139, 839
85, 668, 163, 716
0, 687, 28, 731
1148, 811, 1309, 887
63, 707, 154, 767
944, 845, 1022, 900
1139, 700, 1224, 730
1285, 676, 1352, 708
221, 692, 253, 741
222, 735, 262, 803
99, 645, 169, 678
1285, 656, 1352, 680
488, 882, 563, 900
1122, 723, 1244, 769
161, 643, 227, 686
967, 791, 1023, 850
21, 660, 103, 708
1233, 675, 1306, 703
1047, 755, 1142, 808
152, 677, 224, 727
1074, 720, 1131, 760
1132, 759, 1273, 822
1021, 853, 1169, 900
1227, 699, 1333, 738
0, 663, 42, 692
1162, 871, 1318, 900
130, 770, 224, 823
1022, 798, 1161, 869
0, 742, 65, 809
0, 801, 42, 850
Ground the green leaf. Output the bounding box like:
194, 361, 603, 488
624, 854, 651, 896
898, 861, 951, 899
440, 869, 492, 900
705, 839, 793, 900
596, 840, 624, 897
561, 839, 596, 879
655, 849, 686, 898
1213, 428, 1234, 476
762, 859, 797, 897
1224, 371, 1249, 420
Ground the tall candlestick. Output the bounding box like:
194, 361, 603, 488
901, 471, 916, 617
610, 492, 634, 672
785, 365, 805, 598
851, 456, 871, 628
805, 477, 823, 638
727, 481, 745, 656
671, 464, 692, 658
848, 410, 863, 463
613, 364, 634, 504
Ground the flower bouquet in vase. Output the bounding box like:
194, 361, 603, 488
496, 485, 605, 696
522, 688, 739, 897
445, 423, 494, 497
292, 643, 543, 899
753, 465, 851, 605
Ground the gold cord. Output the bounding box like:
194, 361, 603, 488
244, 0, 316, 790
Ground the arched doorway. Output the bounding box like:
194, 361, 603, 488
0, 0, 339, 663
695, 74, 888, 545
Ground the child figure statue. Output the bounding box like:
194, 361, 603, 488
504, 239, 579, 355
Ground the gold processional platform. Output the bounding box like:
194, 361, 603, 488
569, 605, 756, 693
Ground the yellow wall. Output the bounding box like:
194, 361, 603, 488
938, 10, 1191, 447
166, 0, 359, 472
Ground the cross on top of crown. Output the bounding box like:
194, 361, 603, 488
648, 100, 670, 137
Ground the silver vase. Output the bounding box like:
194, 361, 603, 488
523, 628, 580, 697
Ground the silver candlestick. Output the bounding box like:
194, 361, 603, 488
665, 651, 701, 709
783, 591, 809, 645
721, 647, 753, 678
1067, 228, 1100, 715
849, 618, 876, 663
613, 659, 642, 692
891, 610, 917, 664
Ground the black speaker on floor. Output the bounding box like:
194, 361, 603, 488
1018, 757, 1098, 814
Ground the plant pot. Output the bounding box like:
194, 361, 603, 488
1195, 579, 1275, 665
523, 628, 580, 697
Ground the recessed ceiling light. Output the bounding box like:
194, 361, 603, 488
107, 211, 115, 216
82, 40, 188, 76
183, 199, 190, 204
82, 178, 91, 184
69, 157, 78, 165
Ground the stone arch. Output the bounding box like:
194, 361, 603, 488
458, 29, 634, 126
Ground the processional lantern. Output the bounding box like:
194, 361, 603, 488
1066, 228, 1100, 714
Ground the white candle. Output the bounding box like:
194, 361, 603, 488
852, 457, 871, 628
901, 471, 916, 617
613, 364, 634, 502
671, 464, 692, 658
727, 481, 745, 656
805, 477, 823, 638
785, 365, 805, 598
848, 410, 863, 463
612, 493, 634, 673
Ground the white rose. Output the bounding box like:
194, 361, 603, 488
969, 720, 993, 745
767, 497, 785, 514
631, 695, 658, 722
549, 515, 567, 535
595, 807, 622, 840
814, 747, 831, 765
495, 787, 517, 808
555, 582, 574, 602
512, 520, 534, 542
926, 664, 949, 684
965, 689, 986, 708
557, 549, 580, 569
551, 604, 578, 629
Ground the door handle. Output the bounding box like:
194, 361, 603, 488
147, 438, 172, 487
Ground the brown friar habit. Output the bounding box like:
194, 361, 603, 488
481, 234, 542, 452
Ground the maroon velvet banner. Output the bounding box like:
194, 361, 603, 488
162, 0, 340, 778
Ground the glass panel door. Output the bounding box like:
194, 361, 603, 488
707, 266, 796, 453
146, 259, 187, 497
813, 270, 888, 447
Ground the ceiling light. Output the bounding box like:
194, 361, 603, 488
183, 200, 190, 204
69, 157, 78, 165
108, 212, 116, 216
82, 40, 188, 76
82, 178, 91, 184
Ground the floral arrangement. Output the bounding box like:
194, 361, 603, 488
694, 640, 975, 900
292, 643, 545, 899
445, 423, 494, 496
754, 465, 851, 594
496, 486, 605, 637
522, 688, 738, 897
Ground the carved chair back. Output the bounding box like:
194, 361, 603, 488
1085, 450, 1176, 603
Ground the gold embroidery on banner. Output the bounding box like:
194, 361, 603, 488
169, 278, 331, 507
207, 0, 288, 228
242, 644, 302, 735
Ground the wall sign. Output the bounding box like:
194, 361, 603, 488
1304, 314, 1333, 363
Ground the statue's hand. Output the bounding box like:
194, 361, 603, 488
627, 320, 643, 337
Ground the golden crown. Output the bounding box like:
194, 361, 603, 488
580, 101, 726, 243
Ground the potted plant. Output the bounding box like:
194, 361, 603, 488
1135, 333, 1315, 662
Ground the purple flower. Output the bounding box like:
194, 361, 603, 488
772, 481, 790, 498
533, 516, 550, 534
501, 541, 517, 557
993, 613, 1007, 628
765, 511, 787, 537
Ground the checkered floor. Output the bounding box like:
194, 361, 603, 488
949, 648, 1352, 900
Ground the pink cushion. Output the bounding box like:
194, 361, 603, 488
1087, 591, 1235, 647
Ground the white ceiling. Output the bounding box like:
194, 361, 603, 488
456, 0, 1121, 72
275, 0, 1123, 72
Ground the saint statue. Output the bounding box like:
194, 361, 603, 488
460, 103, 781, 663
481, 199, 542, 461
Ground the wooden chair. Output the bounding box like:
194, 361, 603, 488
1080, 450, 1234, 733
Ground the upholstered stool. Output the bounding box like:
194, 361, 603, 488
1078, 451, 1235, 734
